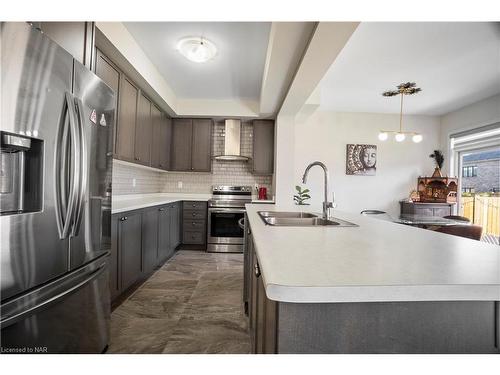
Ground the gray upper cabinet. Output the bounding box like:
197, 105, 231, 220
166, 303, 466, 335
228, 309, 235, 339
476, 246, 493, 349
160, 115, 172, 170
38, 22, 95, 68
151, 111, 172, 171
94, 49, 120, 155
115, 77, 139, 162
171, 118, 212, 172
192, 119, 212, 172
134, 93, 153, 165
150, 104, 163, 169
94, 49, 120, 94
252, 120, 275, 175
94, 49, 172, 170
171, 119, 193, 171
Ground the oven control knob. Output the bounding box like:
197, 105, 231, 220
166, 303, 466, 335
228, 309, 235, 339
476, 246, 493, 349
214, 186, 218, 190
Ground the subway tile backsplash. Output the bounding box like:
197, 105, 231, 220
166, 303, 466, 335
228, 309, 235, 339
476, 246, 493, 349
112, 162, 162, 195
112, 121, 273, 195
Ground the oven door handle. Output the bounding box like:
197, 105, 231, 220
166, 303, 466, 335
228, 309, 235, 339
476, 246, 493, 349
209, 208, 247, 214
238, 217, 245, 230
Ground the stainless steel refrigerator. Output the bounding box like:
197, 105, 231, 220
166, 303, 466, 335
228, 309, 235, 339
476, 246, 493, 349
0, 22, 114, 353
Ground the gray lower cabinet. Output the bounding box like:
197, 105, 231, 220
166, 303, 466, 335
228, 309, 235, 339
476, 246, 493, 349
245, 220, 500, 354
169, 203, 181, 250
118, 212, 143, 292
142, 207, 159, 275
252, 120, 275, 175
110, 202, 184, 304
158, 206, 172, 263
182, 201, 207, 246
109, 215, 120, 301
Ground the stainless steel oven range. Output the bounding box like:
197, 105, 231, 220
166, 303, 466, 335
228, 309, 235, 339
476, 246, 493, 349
207, 185, 252, 253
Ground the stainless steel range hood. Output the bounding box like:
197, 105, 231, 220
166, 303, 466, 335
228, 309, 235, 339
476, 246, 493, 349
213, 119, 251, 161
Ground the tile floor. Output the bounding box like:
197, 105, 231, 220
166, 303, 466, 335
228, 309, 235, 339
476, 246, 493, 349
108, 250, 251, 354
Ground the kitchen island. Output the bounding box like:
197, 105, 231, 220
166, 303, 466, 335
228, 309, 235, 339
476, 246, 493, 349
244, 204, 500, 353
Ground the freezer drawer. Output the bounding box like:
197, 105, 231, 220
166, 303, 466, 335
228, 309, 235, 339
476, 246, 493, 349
0, 255, 110, 354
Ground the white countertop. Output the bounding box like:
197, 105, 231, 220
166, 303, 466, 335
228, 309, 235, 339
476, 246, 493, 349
112, 193, 212, 214
112, 193, 275, 214
246, 204, 500, 303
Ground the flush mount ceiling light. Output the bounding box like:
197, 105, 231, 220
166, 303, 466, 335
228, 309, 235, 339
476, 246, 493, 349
378, 82, 423, 143
176, 36, 217, 63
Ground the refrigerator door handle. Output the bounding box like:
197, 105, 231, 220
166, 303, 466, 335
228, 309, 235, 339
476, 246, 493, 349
71, 97, 87, 237
62, 92, 81, 239
54, 92, 79, 239
54, 94, 68, 238
0, 262, 107, 329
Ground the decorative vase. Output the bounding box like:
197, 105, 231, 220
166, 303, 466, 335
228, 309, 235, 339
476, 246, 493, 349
431, 167, 443, 178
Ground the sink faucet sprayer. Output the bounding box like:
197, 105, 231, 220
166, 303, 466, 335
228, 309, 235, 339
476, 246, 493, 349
302, 161, 336, 219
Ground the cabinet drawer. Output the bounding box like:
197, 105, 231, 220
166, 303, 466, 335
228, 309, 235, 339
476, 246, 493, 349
183, 201, 207, 210
183, 219, 206, 231
183, 209, 206, 220
183, 230, 206, 244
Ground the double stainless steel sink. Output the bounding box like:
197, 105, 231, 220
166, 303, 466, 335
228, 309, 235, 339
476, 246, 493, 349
257, 211, 358, 227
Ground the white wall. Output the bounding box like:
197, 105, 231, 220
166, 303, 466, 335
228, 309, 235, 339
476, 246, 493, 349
293, 111, 441, 216
440, 94, 500, 175
274, 114, 296, 207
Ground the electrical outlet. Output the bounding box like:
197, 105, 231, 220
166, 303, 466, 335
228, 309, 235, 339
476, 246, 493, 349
178, 181, 183, 189
132, 178, 136, 187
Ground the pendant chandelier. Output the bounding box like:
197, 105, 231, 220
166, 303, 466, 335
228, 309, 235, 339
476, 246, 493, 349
378, 82, 423, 143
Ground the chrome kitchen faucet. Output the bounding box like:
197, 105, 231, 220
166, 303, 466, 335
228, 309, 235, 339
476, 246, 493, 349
302, 161, 336, 219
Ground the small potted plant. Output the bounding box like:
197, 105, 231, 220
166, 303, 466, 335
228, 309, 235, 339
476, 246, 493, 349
294, 185, 311, 205
429, 150, 444, 177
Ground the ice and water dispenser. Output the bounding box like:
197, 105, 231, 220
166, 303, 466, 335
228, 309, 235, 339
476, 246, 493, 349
0, 131, 43, 215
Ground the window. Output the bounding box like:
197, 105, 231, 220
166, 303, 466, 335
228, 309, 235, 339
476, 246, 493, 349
462, 187, 475, 193
462, 166, 477, 177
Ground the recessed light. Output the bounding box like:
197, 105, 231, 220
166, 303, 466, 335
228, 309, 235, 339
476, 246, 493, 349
176, 36, 217, 63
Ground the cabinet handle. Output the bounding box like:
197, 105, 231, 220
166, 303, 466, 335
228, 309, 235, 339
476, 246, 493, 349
120, 216, 128, 221
159, 208, 165, 211
192, 213, 196, 217
192, 222, 196, 225
254, 263, 261, 277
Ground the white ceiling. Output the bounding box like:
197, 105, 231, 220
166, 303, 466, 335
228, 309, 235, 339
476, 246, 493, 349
319, 22, 500, 116
123, 22, 271, 101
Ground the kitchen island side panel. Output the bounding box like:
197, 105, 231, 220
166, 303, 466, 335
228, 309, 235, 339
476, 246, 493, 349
277, 301, 500, 354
